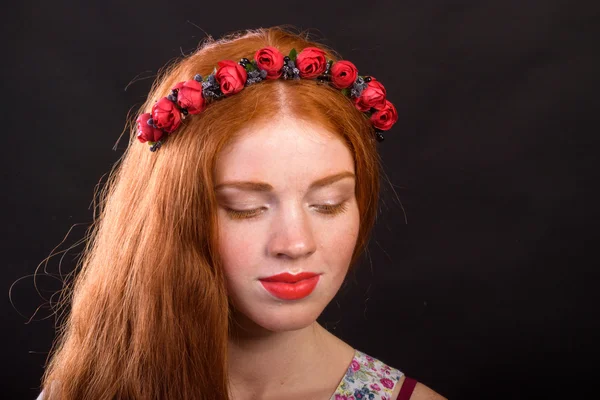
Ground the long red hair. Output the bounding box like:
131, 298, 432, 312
40, 25, 382, 400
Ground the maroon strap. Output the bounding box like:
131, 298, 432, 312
397, 376, 417, 400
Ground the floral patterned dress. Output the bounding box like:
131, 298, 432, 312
330, 349, 404, 400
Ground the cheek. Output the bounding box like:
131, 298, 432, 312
320, 206, 360, 264
217, 218, 257, 279
218, 223, 257, 304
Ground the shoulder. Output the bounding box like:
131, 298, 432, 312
408, 382, 447, 400
342, 349, 445, 400
392, 375, 447, 400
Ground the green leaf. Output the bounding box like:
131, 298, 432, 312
289, 48, 297, 62
341, 88, 350, 97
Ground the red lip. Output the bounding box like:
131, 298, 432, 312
259, 274, 321, 301
260, 272, 319, 283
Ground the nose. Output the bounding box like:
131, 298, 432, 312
267, 204, 317, 260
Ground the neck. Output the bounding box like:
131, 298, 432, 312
226, 310, 355, 399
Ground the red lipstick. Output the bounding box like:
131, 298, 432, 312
259, 272, 320, 300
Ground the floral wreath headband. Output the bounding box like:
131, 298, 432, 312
136, 46, 398, 152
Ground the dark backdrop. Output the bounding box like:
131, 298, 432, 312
3, 1, 599, 399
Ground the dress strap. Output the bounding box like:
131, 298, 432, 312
398, 376, 417, 400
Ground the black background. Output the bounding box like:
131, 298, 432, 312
4, 1, 599, 399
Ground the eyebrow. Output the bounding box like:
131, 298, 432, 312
215, 171, 355, 192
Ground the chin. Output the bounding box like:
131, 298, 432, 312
254, 308, 319, 332
229, 297, 324, 334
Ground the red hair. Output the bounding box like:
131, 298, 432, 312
40, 25, 382, 400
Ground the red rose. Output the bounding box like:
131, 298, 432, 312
173, 80, 206, 114
295, 47, 327, 79
370, 100, 398, 131
136, 112, 164, 143
330, 60, 358, 89
151, 97, 182, 133
254, 46, 284, 79
215, 60, 247, 96
354, 78, 387, 112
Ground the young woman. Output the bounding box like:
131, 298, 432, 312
37, 26, 446, 399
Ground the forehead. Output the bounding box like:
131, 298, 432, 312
214, 117, 355, 184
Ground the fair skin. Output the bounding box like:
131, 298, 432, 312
214, 115, 446, 400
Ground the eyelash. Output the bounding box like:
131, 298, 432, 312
225, 202, 349, 220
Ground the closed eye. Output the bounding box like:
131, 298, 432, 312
224, 201, 349, 220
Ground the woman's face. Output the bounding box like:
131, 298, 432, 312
214, 116, 360, 333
